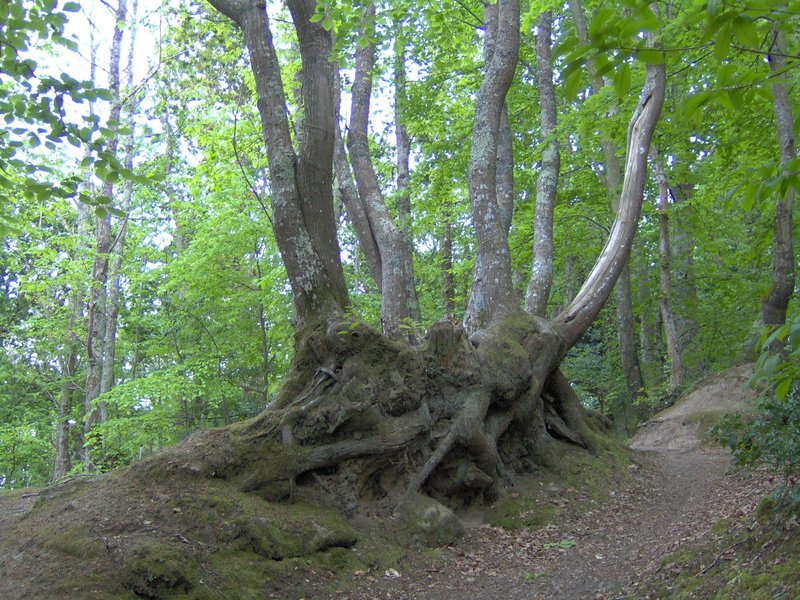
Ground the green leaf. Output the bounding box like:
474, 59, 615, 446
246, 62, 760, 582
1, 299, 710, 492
775, 377, 792, 400
715, 23, 732, 62
62, 2, 81, 12
635, 49, 665, 65
613, 63, 631, 98
565, 69, 583, 100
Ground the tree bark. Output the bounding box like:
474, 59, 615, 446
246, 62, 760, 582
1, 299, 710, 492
210, 0, 349, 327
394, 21, 421, 324
762, 25, 796, 329
333, 99, 382, 291
84, 0, 127, 457
346, 2, 416, 337
570, 0, 645, 398
442, 221, 456, 318
652, 148, 685, 391
553, 62, 666, 349
636, 246, 664, 388
525, 10, 559, 317
464, 0, 520, 332
100, 0, 138, 409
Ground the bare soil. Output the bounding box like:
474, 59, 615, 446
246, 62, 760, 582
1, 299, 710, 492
337, 363, 776, 600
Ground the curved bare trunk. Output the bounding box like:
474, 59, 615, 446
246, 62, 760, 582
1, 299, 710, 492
394, 22, 421, 324
525, 10, 559, 317
347, 2, 415, 337
569, 0, 644, 398
333, 105, 382, 291
553, 63, 666, 350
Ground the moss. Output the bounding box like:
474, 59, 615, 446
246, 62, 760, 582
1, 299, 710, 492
636, 495, 800, 599
487, 492, 557, 529
755, 495, 778, 523
123, 541, 200, 599
31, 524, 105, 559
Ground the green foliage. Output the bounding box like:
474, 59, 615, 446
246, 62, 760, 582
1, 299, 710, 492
716, 319, 800, 490
0, 0, 158, 229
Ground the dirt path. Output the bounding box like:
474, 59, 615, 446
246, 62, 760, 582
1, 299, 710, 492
340, 364, 773, 600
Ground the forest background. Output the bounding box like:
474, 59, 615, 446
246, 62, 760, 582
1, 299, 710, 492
0, 0, 797, 489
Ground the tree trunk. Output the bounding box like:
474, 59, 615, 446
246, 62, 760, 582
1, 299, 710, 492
653, 149, 685, 391
570, 0, 645, 399
100, 0, 138, 410
442, 221, 456, 318
636, 246, 664, 388
669, 182, 698, 367
525, 10, 559, 317
210, 0, 349, 327
394, 20, 421, 324
464, 0, 520, 332
346, 2, 417, 337
553, 62, 666, 348
333, 103, 382, 291
762, 25, 796, 329
84, 0, 127, 459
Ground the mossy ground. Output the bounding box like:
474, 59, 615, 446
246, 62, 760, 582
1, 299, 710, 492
485, 435, 632, 530
634, 495, 800, 599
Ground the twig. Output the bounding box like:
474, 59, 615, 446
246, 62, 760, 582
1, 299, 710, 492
700, 536, 754, 574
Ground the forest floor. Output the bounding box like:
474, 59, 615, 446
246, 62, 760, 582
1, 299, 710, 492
0, 363, 786, 599
338, 363, 779, 600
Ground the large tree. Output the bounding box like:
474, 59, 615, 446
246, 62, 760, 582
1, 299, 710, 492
0, 0, 666, 595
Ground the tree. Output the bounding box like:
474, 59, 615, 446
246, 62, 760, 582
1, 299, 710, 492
524, 10, 559, 318
761, 21, 796, 330
1, 0, 670, 594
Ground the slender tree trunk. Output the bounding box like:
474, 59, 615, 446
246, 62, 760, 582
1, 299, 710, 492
100, 0, 138, 410
333, 119, 382, 291
762, 25, 796, 329
255, 244, 271, 407
525, 10, 559, 317
346, 2, 415, 337
84, 0, 127, 460
394, 21, 421, 323
636, 247, 664, 387
463, 0, 520, 332
653, 149, 685, 391
442, 221, 456, 318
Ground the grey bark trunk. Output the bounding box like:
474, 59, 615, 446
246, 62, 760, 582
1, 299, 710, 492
394, 22, 421, 323
464, 0, 520, 332
669, 182, 698, 369
442, 221, 456, 318
346, 2, 416, 337
653, 150, 685, 391
100, 0, 138, 409
209, 0, 349, 325
525, 10, 559, 317
762, 25, 796, 329
635, 247, 664, 387
333, 99, 382, 292
84, 0, 126, 456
